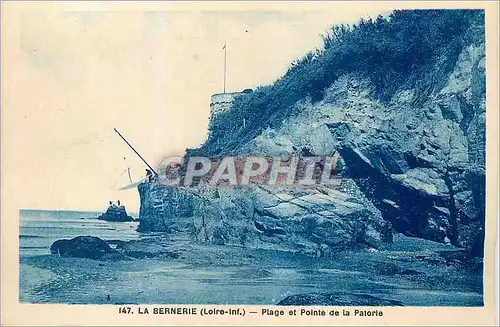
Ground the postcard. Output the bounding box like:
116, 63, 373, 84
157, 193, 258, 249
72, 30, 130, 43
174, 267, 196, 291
1, 1, 498, 326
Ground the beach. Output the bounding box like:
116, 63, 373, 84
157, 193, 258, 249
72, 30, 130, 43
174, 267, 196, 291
19, 210, 483, 306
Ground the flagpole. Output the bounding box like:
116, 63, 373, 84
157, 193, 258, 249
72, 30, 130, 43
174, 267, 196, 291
223, 41, 227, 93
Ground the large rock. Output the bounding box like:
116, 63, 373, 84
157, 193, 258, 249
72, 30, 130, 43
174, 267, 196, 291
98, 205, 135, 222
50, 236, 129, 261
138, 182, 195, 232
138, 179, 392, 255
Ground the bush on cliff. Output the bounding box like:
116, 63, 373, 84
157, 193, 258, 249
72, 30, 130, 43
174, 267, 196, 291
198, 9, 484, 156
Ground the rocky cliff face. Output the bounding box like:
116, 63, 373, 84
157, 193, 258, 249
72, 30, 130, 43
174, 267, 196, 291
336, 44, 486, 255
240, 42, 485, 255
138, 14, 485, 256
138, 179, 392, 256
334, 44, 486, 256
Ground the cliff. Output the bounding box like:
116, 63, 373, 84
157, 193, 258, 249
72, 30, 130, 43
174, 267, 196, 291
139, 10, 486, 256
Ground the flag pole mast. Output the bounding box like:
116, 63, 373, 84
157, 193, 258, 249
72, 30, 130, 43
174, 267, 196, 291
223, 41, 227, 94
113, 127, 158, 176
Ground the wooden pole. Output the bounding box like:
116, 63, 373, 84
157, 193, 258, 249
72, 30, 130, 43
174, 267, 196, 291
113, 127, 158, 176
223, 41, 227, 93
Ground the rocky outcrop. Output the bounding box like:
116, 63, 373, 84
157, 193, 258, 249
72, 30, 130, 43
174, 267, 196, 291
98, 205, 135, 222
138, 20, 485, 256
324, 44, 486, 256
138, 183, 195, 232
224, 42, 485, 256
50, 236, 129, 261
138, 179, 392, 255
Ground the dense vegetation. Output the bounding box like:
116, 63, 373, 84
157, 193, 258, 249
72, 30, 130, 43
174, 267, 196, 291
192, 9, 484, 156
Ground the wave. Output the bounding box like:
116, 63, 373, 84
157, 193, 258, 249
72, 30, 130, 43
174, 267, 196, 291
20, 246, 48, 249
19, 234, 44, 239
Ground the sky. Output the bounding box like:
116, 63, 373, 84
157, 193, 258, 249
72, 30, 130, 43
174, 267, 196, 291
2, 2, 392, 212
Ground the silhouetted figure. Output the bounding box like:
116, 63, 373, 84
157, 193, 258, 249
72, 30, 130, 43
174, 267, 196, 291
109, 201, 113, 206
117, 200, 121, 206
146, 169, 153, 182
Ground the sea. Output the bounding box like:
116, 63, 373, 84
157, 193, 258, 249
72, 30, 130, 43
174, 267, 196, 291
19, 209, 140, 256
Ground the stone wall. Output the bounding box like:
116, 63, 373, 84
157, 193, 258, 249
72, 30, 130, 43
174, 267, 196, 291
210, 92, 242, 116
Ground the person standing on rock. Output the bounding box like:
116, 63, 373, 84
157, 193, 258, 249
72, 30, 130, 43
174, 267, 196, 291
146, 169, 153, 182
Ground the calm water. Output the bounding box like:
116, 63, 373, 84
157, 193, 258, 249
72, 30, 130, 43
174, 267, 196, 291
19, 209, 140, 256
